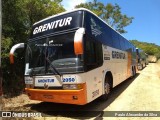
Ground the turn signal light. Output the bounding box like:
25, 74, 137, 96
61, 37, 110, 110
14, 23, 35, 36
63, 84, 83, 90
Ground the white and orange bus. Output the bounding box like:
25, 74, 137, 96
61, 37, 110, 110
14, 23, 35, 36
10, 8, 137, 105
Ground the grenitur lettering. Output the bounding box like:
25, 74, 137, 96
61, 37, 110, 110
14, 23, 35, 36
112, 51, 125, 59
33, 17, 72, 35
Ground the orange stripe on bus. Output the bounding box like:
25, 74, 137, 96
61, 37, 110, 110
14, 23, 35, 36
25, 83, 87, 105
127, 52, 132, 78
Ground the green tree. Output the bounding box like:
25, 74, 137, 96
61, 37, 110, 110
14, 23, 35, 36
2, 0, 65, 96
20, 0, 65, 33
75, 0, 134, 33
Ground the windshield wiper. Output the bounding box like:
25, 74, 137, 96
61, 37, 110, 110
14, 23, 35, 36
45, 57, 62, 76
29, 54, 41, 77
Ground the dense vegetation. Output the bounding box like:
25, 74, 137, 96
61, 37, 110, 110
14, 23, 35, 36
2, 0, 65, 96
130, 40, 160, 59
1, 0, 133, 96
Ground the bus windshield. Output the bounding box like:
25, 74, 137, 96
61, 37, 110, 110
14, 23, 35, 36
25, 32, 84, 75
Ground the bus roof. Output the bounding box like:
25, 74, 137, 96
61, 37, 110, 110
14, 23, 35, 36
33, 8, 88, 25
33, 8, 134, 47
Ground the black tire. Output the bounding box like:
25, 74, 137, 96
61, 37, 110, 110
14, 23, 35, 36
100, 76, 111, 101
132, 67, 134, 76
131, 66, 136, 78
133, 66, 136, 77
134, 66, 136, 76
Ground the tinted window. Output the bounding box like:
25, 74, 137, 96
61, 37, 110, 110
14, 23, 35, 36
28, 33, 76, 69
84, 11, 134, 51
85, 12, 113, 47
119, 37, 126, 51
84, 35, 103, 71
102, 25, 113, 46
25, 32, 84, 75
112, 31, 121, 49
85, 40, 96, 64
126, 41, 131, 51
124, 41, 128, 51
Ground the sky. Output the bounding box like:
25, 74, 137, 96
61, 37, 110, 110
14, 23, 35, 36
61, 0, 160, 46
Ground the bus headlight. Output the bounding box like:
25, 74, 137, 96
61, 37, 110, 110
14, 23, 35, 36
25, 77, 33, 88
25, 77, 33, 84
63, 84, 83, 90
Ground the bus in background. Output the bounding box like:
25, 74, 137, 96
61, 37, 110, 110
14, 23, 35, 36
145, 53, 149, 65
10, 8, 137, 105
136, 48, 147, 70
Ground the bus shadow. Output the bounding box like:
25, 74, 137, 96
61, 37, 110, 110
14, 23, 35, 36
29, 73, 140, 119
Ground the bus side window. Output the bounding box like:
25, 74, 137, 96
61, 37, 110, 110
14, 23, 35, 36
96, 42, 103, 65
85, 40, 96, 65
85, 38, 103, 71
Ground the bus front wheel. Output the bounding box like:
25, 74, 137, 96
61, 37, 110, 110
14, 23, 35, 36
100, 76, 111, 101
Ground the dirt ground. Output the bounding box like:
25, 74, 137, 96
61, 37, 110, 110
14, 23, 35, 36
1, 63, 160, 120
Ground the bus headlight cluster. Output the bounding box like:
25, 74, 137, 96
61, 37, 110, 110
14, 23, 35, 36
25, 77, 34, 88
63, 84, 83, 90
25, 77, 33, 84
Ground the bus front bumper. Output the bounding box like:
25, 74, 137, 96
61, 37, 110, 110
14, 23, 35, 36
25, 84, 87, 105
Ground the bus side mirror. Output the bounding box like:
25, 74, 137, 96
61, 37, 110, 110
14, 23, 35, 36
9, 43, 25, 64
74, 28, 85, 55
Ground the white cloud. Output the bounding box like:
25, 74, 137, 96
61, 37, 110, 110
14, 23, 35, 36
61, 0, 89, 11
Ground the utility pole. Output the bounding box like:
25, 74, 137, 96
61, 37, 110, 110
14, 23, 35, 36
0, 0, 1, 66
0, 0, 2, 115
0, 0, 2, 97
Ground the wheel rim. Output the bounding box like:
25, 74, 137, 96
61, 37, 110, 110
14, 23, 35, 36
104, 82, 110, 94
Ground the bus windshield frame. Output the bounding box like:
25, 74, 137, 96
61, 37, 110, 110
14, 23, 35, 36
25, 32, 84, 76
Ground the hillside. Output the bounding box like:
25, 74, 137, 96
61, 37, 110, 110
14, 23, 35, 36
130, 40, 160, 59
